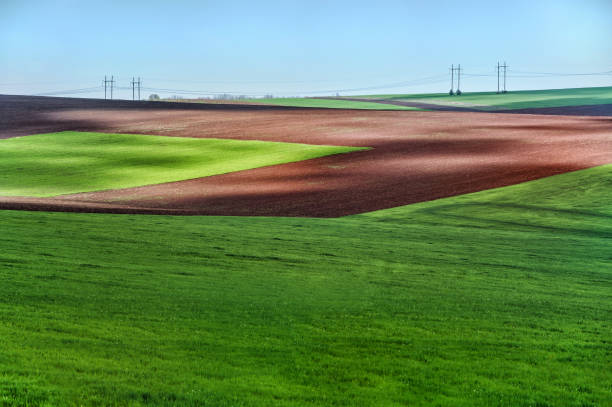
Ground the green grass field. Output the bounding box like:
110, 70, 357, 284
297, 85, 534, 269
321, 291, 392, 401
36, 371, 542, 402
1, 165, 610, 406
253, 97, 420, 110
353, 86, 612, 110
0, 132, 363, 197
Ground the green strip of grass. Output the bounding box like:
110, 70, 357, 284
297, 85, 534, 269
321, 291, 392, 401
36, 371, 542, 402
253, 97, 420, 110
1, 165, 610, 406
0, 131, 364, 197
355, 86, 612, 110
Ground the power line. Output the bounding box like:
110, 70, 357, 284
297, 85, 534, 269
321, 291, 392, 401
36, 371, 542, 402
144, 71, 441, 85
463, 73, 496, 77
140, 86, 261, 97
296, 75, 449, 95
29, 86, 102, 96
15, 66, 612, 99
0, 79, 97, 86
140, 74, 449, 97
465, 72, 612, 78
508, 69, 612, 76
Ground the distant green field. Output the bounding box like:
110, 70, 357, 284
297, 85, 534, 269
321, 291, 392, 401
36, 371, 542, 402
253, 97, 420, 110
1, 165, 610, 406
0, 131, 363, 197
353, 86, 612, 110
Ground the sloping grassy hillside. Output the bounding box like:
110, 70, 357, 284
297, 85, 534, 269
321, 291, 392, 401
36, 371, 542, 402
355, 86, 612, 110
1, 165, 611, 406
0, 132, 363, 197
253, 97, 420, 110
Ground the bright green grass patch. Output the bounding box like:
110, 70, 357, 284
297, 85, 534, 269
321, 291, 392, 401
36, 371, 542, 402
253, 97, 420, 110
0, 131, 363, 197
355, 86, 612, 110
1, 165, 611, 406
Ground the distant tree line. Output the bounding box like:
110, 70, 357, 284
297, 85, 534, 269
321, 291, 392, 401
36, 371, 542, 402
148, 93, 276, 101
213, 94, 248, 100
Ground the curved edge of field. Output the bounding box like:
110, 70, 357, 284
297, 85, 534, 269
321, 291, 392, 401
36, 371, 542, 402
357, 163, 612, 220
0, 131, 366, 198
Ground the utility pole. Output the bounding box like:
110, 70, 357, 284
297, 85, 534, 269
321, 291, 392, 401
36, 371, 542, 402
456, 64, 462, 95
131, 77, 142, 100
496, 62, 500, 94
502, 61, 508, 93
449, 64, 462, 95
103, 75, 115, 99
449, 64, 455, 95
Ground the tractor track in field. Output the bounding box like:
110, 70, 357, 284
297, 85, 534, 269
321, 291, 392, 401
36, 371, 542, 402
1, 95, 611, 217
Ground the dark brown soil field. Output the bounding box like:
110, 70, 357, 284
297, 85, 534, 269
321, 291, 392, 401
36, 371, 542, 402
1, 95, 611, 217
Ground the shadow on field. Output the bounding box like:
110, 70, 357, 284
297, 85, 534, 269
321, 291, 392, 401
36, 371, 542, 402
0, 94, 303, 139
51, 160, 591, 218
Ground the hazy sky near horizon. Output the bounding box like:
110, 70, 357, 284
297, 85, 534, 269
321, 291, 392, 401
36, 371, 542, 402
1, 0, 611, 99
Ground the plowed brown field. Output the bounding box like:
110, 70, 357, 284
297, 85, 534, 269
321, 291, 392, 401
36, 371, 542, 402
1, 95, 611, 217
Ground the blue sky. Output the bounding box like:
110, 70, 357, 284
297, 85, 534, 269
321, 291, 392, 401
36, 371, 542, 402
1, 0, 611, 99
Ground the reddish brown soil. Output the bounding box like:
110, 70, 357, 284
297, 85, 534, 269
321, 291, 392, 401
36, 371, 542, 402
1, 95, 611, 217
